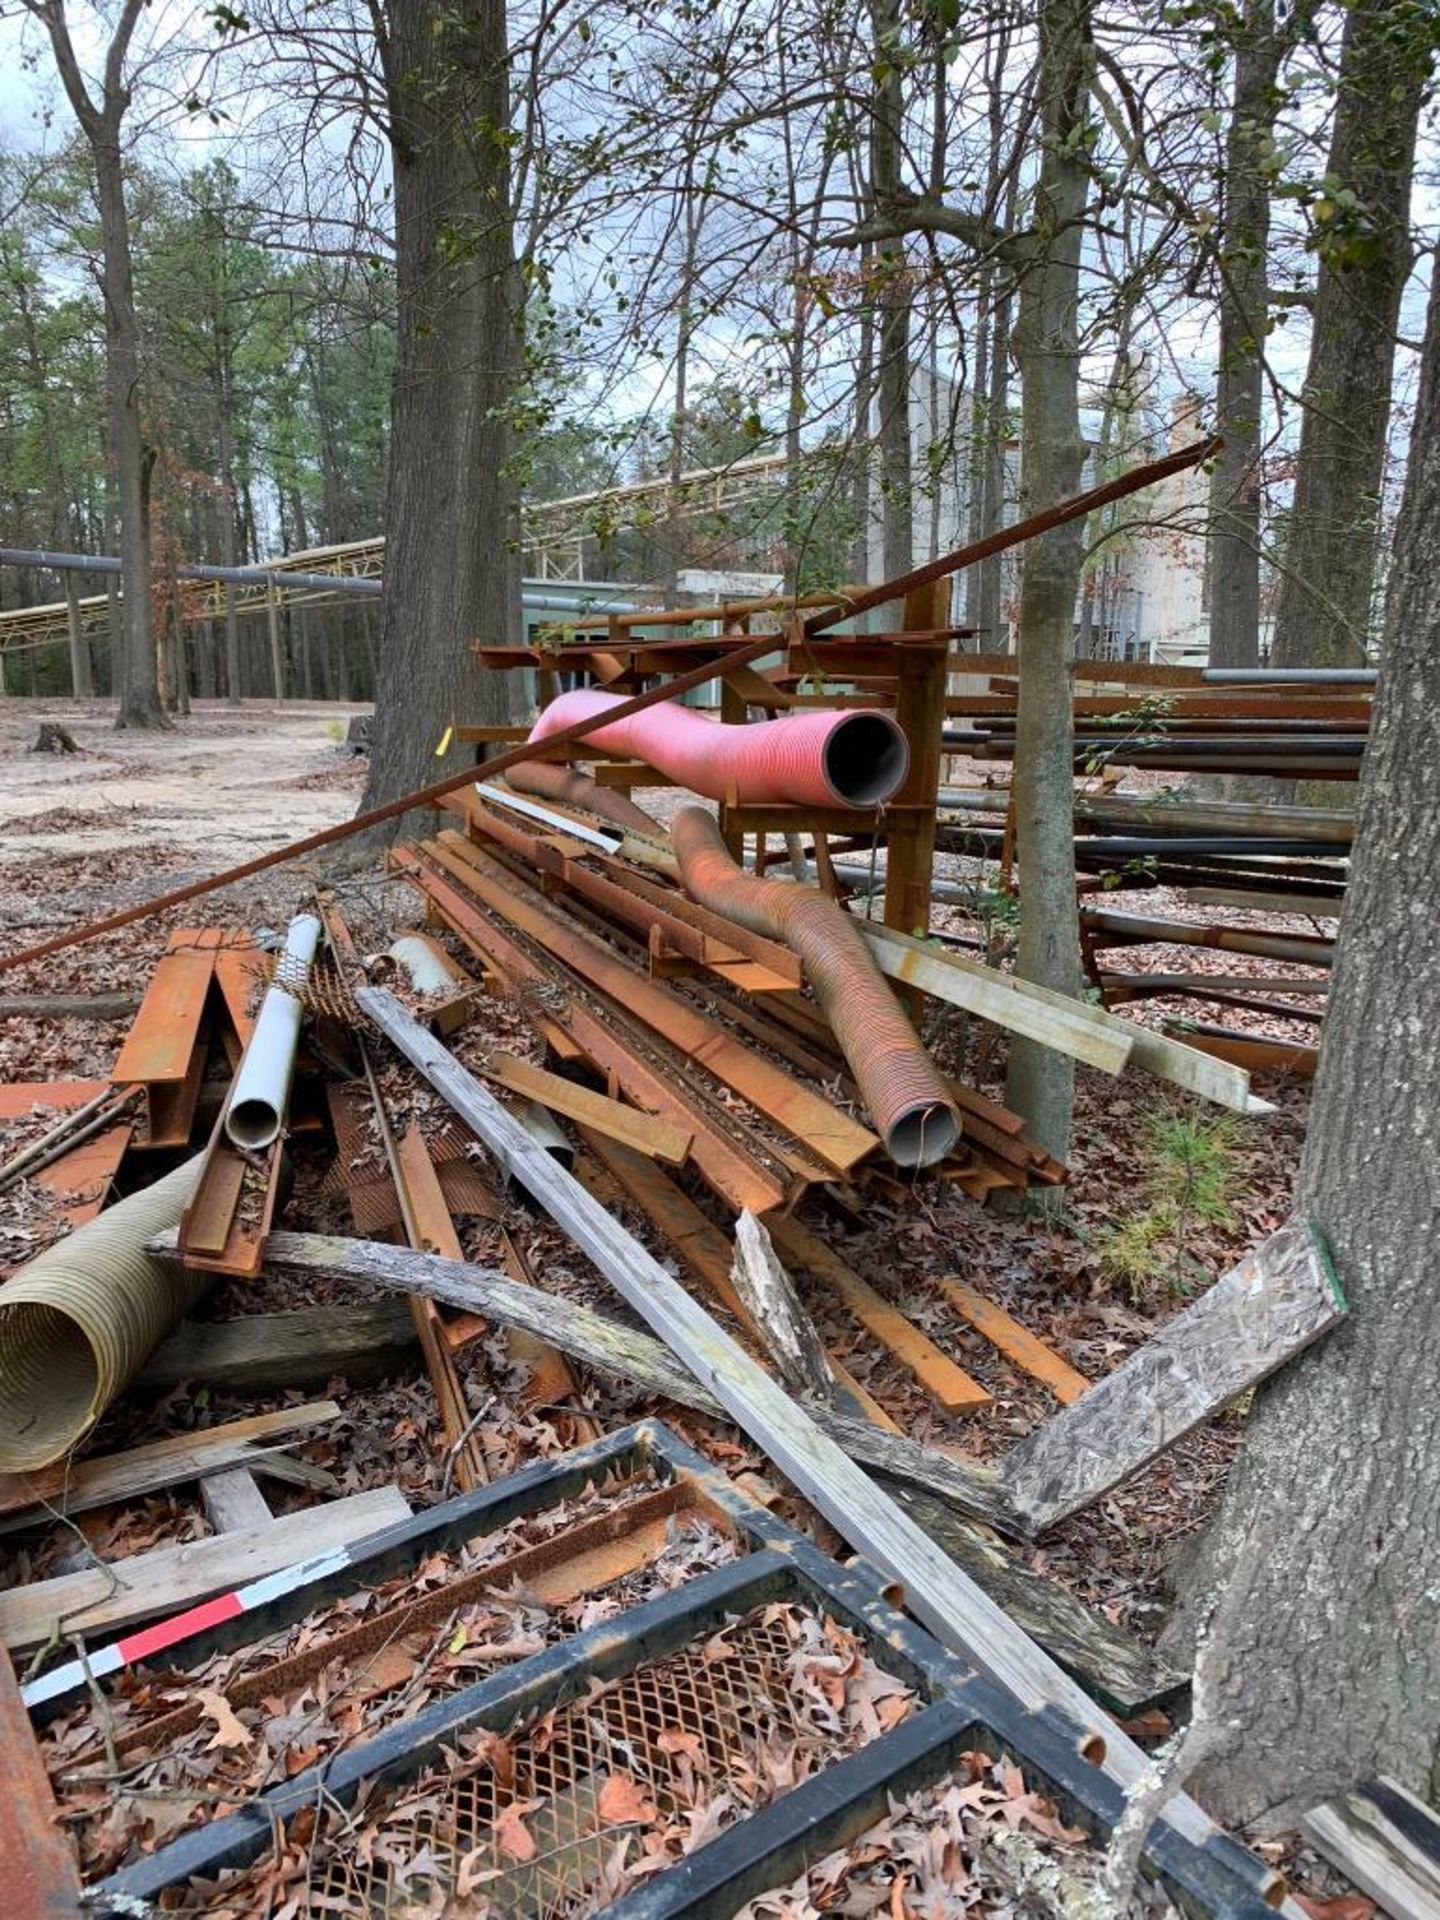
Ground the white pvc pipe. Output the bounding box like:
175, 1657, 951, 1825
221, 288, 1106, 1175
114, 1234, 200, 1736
387, 935, 464, 996
224, 914, 322, 1150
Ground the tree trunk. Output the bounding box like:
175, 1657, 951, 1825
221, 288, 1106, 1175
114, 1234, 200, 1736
1002, 0, 1091, 1169
1182, 262, 1440, 1831
95, 139, 164, 728
870, 0, 912, 610
1271, 0, 1430, 670
1207, 0, 1280, 671
359, 0, 525, 827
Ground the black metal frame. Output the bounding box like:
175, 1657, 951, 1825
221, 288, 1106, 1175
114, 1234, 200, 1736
88, 1422, 1279, 1919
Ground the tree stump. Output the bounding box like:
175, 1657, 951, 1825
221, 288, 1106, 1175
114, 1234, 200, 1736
344, 715, 372, 755
32, 722, 79, 754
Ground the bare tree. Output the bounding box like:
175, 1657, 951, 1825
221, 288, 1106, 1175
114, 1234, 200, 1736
22, 0, 165, 725
1002, 0, 1092, 1169
1272, 0, 1433, 669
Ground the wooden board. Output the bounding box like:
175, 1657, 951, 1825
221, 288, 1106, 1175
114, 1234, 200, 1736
1303, 1776, 1440, 1920
353, 986, 1272, 1876
477, 1051, 693, 1166
767, 1212, 992, 1414
573, 1131, 900, 1433
0, 1402, 340, 1523
858, 921, 1135, 1075
0, 1487, 411, 1651
999, 1219, 1346, 1531
939, 1279, 1090, 1405
139, 1302, 419, 1391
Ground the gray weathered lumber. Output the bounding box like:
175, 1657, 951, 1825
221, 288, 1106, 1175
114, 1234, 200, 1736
999, 1218, 1346, 1533
1302, 1777, 1440, 1920
0, 1401, 340, 1532
200, 1468, 273, 1533
353, 986, 1271, 1874
730, 1210, 836, 1399
0, 1486, 411, 1651
138, 1300, 418, 1391
890, 1485, 1187, 1717
148, 1226, 1018, 1534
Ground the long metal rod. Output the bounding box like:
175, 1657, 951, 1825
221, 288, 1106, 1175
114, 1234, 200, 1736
0, 544, 383, 597
803, 434, 1220, 635
0, 632, 776, 976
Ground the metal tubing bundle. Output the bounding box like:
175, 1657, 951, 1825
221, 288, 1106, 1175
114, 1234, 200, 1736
529, 689, 910, 808
224, 913, 322, 1150
0, 1157, 203, 1470
670, 806, 960, 1168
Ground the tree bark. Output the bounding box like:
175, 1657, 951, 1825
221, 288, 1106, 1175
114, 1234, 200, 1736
1207, 0, 1280, 671
869, 0, 912, 609
359, 0, 525, 827
1271, 0, 1430, 670
1182, 261, 1440, 1831
1002, 0, 1091, 1167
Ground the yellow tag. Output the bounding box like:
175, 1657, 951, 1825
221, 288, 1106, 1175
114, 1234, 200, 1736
435, 725, 454, 757
449, 1624, 468, 1655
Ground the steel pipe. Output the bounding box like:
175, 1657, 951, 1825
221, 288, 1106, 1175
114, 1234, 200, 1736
224, 913, 322, 1150
529, 689, 909, 809
0, 1158, 204, 1469
671, 807, 960, 1168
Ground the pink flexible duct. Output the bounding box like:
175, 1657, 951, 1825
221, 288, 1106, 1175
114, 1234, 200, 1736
671, 807, 961, 1169
528, 688, 910, 809
504, 759, 663, 839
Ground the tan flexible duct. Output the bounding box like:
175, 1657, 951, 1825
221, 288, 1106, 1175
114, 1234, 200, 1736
503, 760, 662, 838
670, 808, 961, 1169
0, 1157, 205, 1470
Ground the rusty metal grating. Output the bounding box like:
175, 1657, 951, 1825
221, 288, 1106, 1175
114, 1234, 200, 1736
264, 1608, 903, 1918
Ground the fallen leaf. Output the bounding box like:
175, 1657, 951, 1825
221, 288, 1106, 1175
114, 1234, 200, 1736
598, 1769, 660, 1826
493, 1797, 542, 1861
194, 1687, 251, 1751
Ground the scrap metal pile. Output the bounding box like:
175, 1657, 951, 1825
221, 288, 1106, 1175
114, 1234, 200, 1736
0, 688, 1359, 1919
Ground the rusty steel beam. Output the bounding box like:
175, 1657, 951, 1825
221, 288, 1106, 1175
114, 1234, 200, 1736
425, 831, 880, 1178
0, 1645, 85, 1918
393, 847, 791, 1213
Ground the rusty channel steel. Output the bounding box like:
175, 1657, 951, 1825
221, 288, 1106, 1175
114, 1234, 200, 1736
0, 1645, 85, 1918
465, 799, 801, 990
426, 831, 879, 1177
102, 1481, 701, 1767
400, 840, 808, 1204
392, 847, 790, 1214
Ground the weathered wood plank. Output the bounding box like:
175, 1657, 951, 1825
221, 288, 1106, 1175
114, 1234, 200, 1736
199, 1468, 272, 1533
857, 921, 1134, 1074
352, 986, 1264, 1867
138, 1302, 418, 1391
730, 1210, 836, 1400
171, 1226, 1018, 1534
890, 1485, 1187, 1717
0, 1487, 411, 1651
859, 920, 1273, 1113
0, 1401, 340, 1526
999, 1219, 1346, 1532
1303, 1777, 1440, 1920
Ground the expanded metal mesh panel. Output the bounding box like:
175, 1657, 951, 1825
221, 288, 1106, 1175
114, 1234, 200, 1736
235, 1608, 908, 1919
